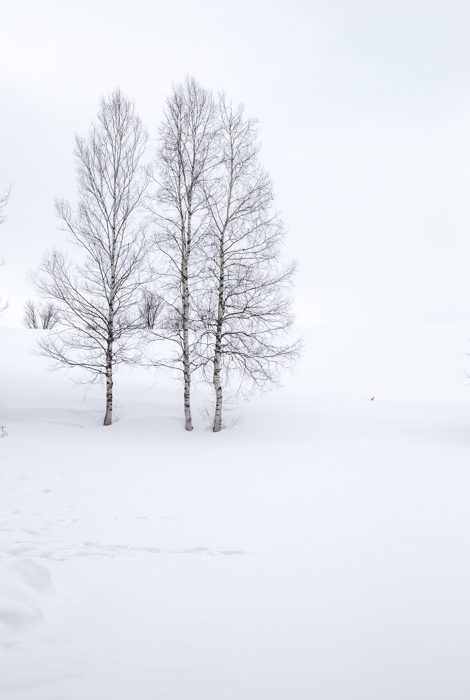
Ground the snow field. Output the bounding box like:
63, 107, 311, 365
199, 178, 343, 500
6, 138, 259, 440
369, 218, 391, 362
1, 324, 470, 699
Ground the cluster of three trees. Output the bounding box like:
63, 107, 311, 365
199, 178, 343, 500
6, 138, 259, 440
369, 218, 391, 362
34, 78, 300, 431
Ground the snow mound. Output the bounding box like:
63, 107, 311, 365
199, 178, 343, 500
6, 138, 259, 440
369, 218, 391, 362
0, 558, 53, 632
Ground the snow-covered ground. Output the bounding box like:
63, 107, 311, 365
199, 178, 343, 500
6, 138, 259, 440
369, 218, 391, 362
1, 324, 470, 699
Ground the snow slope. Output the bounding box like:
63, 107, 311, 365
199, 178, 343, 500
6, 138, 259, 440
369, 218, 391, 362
1, 324, 470, 700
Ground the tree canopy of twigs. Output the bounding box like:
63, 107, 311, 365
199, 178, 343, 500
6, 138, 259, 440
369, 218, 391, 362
33, 89, 149, 426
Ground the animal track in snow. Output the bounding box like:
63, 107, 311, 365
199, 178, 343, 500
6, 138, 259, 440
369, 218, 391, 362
0, 510, 81, 536
0, 540, 248, 562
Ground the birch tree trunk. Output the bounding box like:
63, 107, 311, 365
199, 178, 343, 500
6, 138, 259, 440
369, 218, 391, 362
104, 251, 115, 426
104, 342, 113, 426
212, 229, 225, 432
182, 215, 193, 431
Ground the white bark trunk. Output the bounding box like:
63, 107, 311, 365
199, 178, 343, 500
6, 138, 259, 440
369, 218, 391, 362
104, 223, 116, 427
103, 345, 113, 426
212, 342, 222, 432
212, 230, 225, 432
182, 212, 193, 432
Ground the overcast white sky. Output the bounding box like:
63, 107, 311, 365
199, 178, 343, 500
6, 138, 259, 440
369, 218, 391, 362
1, 0, 469, 325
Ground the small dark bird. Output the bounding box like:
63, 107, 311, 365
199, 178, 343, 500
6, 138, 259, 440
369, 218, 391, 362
370, 397, 374, 401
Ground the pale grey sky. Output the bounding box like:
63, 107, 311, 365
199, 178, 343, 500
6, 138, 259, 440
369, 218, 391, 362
1, 0, 469, 325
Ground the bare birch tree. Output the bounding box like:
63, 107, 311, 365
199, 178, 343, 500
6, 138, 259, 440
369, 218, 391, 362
33, 89, 149, 425
23, 300, 60, 329
147, 77, 218, 431
138, 289, 163, 329
0, 186, 10, 314
23, 299, 38, 329
198, 97, 301, 432
0, 187, 9, 226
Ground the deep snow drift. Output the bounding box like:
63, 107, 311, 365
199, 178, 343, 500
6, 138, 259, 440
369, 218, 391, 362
1, 324, 470, 700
